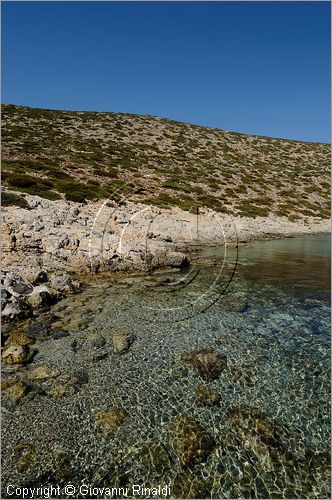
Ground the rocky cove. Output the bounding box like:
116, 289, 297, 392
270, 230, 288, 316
1, 195, 331, 499
1, 192, 330, 322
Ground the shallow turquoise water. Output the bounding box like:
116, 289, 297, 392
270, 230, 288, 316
2, 234, 330, 499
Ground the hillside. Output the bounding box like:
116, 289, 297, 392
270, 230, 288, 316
1, 104, 330, 220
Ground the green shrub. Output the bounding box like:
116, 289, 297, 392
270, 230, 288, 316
65, 191, 87, 203
28, 188, 61, 200
275, 209, 290, 217
237, 203, 270, 218
288, 214, 301, 222
141, 197, 171, 209
176, 199, 197, 212
21, 139, 40, 152
2, 191, 29, 208
56, 179, 108, 202
46, 169, 72, 180
14, 184, 61, 200
7, 173, 38, 188
161, 181, 192, 193
300, 208, 317, 217
107, 179, 133, 193
93, 168, 109, 177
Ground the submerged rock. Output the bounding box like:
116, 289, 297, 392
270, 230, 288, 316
51, 384, 73, 398
53, 451, 75, 481
96, 408, 128, 437
50, 370, 88, 397
90, 351, 109, 362
226, 405, 288, 448
51, 371, 88, 397
2, 344, 33, 366
181, 348, 227, 381
140, 441, 171, 478
195, 384, 220, 406
27, 364, 60, 381
4, 331, 35, 349
173, 471, 212, 499
27, 321, 44, 336
221, 405, 291, 471
169, 416, 215, 467
230, 363, 258, 387
112, 331, 135, 354
15, 443, 37, 473
49, 328, 70, 340
2, 380, 27, 403
221, 404, 331, 496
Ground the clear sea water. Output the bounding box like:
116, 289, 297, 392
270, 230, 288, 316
2, 234, 330, 498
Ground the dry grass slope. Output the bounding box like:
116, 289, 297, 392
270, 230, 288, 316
1, 104, 330, 219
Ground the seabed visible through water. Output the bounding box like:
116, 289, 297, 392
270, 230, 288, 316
1, 234, 331, 499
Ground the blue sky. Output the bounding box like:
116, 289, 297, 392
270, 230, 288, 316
2, 1, 330, 142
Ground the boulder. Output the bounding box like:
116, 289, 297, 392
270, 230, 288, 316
2, 271, 33, 296
49, 272, 81, 295
1, 289, 11, 311
26, 285, 56, 308
1, 289, 11, 300
4, 332, 35, 349
2, 344, 33, 365
21, 267, 48, 285
165, 251, 190, 269
2, 381, 27, 402
1, 299, 32, 322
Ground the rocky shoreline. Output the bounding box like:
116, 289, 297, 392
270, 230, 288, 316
1, 191, 330, 323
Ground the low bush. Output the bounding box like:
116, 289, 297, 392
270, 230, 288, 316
162, 181, 192, 193
141, 197, 171, 209
16, 185, 61, 200
65, 191, 87, 203
2, 191, 29, 208
6, 173, 38, 188
288, 214, 301, 222
238, 203, 270, 218
56, 179, 108, 202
